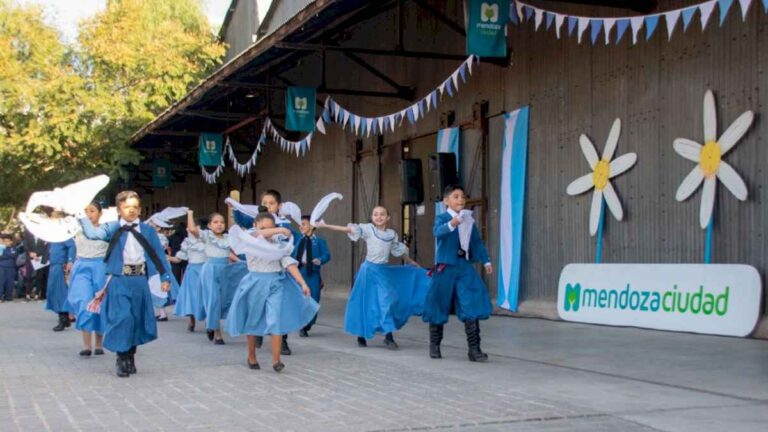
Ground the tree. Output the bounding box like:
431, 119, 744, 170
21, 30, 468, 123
0, 0, 225, 223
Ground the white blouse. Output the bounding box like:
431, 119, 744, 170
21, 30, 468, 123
347, 223, 408, 264
199, 230, 230, 258
75, 232, 108, 259
246, 235, 297, 272
176, 237, 206, 264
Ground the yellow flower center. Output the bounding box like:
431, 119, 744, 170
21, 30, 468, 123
699, 141, 721, 178
592, 160, 611, 191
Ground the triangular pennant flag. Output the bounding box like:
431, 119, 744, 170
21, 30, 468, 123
366, 118, 374, 137
388, 114, 397, 132
412, 103, 420, 122
295, 141, 300, 157
418, 99, 427, 117
577, 17, 590, 43
719, 0, 734, 25
590, 19, 603, 45
342, 110, 350, 128
431, 91, 438, 109
399, 110, 407, 126
509, 0, 519, 25
466, 56, 474, 74
645, 15, 660, 40
700, 0, 716, 30
555, 14, 565, 38
567, 16, 578, 36
425, 92, 432, 112
616, 19, 630, 43
515, 2, 525, 22
682, 6, 697, 30
459, 63, 467, 83
738, 0, 752, 19
665, 10, 681, 39
546, 12, 555, 30
353, 115, 361, 135
405, 108, 415, 124
603, 18, 616, 44
306, 134, 313, 151
445, 79, 454, 97
630, 16, 644, 44
377, 117, 385, 134
316, 117, 326, 135
534, 8, 544, 30
451, 70, 460, 92
322, 107, 331, 124
524, 5, 534, 21
438, 82, 446, 96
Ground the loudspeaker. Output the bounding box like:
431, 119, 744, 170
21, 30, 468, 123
429, 153, 458, 202
400, 159, 424, 205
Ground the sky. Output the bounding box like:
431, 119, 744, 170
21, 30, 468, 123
14, 0, 232, 43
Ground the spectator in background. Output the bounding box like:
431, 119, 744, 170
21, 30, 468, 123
24, 228, 50, 301
0, 233, 18, 302
168, 223, 187, 283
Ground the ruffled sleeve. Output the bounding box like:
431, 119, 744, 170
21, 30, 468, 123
390, 232, 408, 257
175, 238, 190, 261
347, 223, 371, 242
201, 229, 230, 249
279, 255, 299, 269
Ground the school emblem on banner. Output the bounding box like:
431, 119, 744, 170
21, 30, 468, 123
152, 158, 172, 189
198, 133, 223, 167
286, 87, 317, 132
466, 0, 509, 58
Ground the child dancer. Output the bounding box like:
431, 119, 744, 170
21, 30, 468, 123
230, 190, 298, 355
170, 228, 206, 332
187, 210, 229, 344
68, 202, 106, 356
423, 185, 493, 362
317, 206, 429, 349
293, 215, 331, 337
225, 212, 318, 372
46, 237, 76, 332
79, 191, 172, 377
0, 234, 18, 303
147, 222, 179, 322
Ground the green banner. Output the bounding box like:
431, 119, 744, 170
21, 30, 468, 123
152, 158, 172, 189
285, 86, 316, 132
198, 133, 223, 166
466, 0, 509, 58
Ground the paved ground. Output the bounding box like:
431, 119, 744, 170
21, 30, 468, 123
0, 296, 767, 432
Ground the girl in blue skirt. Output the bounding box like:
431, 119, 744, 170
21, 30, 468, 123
316, 206, 430, 349
225, 213, 317, 372
170, 233, 206, 332
188, 210, 230, 344
68, 202, 107, 356
47, 236, 76, 332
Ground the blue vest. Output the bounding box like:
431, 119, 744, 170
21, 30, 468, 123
291, 234, 331, 274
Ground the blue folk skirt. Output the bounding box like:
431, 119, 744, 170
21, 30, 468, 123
66, 258, 106, 333
220, 261, 248, 320
225, 271, 320, 337
151, 274, 180, 308
300, 268, 322, 327
173, 262, 205, 320
200, 257, 228, 330
44, 264, 72, 314
343, 261, 431, 339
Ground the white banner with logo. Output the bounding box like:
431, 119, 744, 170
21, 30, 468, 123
558, 264, 761, 337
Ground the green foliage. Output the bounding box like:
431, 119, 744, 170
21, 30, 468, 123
0, 0, 225, 221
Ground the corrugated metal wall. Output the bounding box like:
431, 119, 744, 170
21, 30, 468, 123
155, 1, 768, 317
222, 0, 259, 63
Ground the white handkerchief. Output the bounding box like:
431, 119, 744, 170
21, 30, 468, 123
279, 202, 302, 225
225, 197, 261, 218
310, 193, 343, 227
148, 275, 168, 299
458, 209, 474, 260
157, 207, 188, 221
18, 212, 81, 243
228, 225, 294, 261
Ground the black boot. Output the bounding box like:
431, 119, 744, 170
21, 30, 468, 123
127, 346, 137, 374
52, 313, 68, 332
429, 324, 443, 359
115, 354, 130, 378
465, 320, 488, 362
384, 332, 398, 350
281, 335, 291, 356
299, 325, 310, 337
254, 336, 263, 348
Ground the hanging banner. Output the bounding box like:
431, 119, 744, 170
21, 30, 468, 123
198, 133, 223, 167
435, 127, 460, 216
152, 158, 172, 189
286, 86, 317, 132
466, 0, 509, 57
497, 107, 528, 312
558, 264, 761, 337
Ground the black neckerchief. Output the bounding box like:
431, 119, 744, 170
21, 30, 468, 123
104, 223, 166, 277
296, 235, 314, 275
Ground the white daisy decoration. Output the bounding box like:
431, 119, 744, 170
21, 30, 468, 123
674, 90, 754, 229
567, 118, 638, 236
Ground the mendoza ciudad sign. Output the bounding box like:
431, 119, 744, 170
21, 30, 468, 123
558, 264, 761, 337
466, 0, 509, 58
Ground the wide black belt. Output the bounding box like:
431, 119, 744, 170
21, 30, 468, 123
122, 264, 146, 276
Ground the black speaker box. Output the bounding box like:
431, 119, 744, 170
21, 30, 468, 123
428, 152, 459, 202
400, 159, 424, 205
